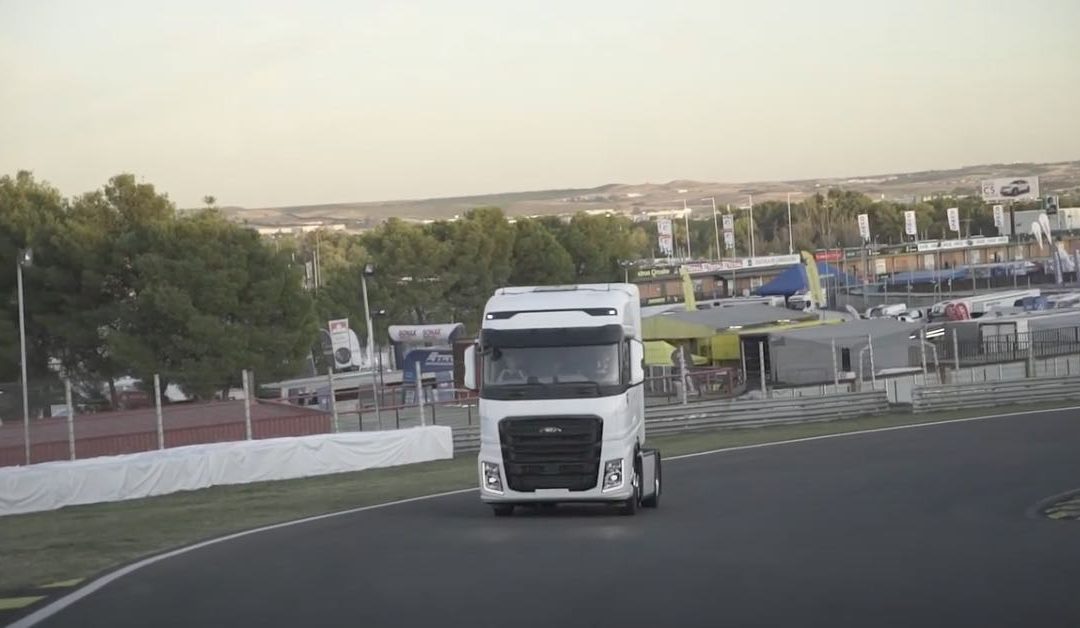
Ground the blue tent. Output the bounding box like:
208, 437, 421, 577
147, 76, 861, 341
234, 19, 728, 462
753, 262, 856, 297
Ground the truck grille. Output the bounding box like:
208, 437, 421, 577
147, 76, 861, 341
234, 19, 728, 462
499, 416, 603, 492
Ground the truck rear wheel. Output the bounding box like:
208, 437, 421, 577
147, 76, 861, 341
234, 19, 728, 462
492, 504, 514, 517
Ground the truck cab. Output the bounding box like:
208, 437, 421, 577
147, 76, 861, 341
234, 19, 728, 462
463, 284, 661, 516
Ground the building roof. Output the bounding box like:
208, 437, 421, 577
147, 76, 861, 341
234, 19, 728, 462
770, 318, 920, 342
659, 305, 815, 330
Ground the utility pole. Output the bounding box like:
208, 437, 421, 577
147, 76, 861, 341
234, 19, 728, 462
786, 192, 797, 254
748, 194, 756, 258
17, 248, 32, 465
707, 197, 720, 261
682, 199, 692, 261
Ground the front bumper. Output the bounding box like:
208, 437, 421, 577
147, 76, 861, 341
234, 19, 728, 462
478, 445, 635, 504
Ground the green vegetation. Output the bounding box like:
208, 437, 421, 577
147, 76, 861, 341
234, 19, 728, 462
1, 400, 1073, 592
5, 169, 1076, 406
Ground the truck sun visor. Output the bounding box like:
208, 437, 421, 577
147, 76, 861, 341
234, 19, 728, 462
480, 324, 624, 348
485, 307, 618, 320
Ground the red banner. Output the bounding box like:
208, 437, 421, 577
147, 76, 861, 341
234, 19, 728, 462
814, 250, 842, 262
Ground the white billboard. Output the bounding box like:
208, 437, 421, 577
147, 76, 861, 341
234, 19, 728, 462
857, 213, 870, 242
904, 210, 917, 236
723, 230, 735, 250
328, 318, 358, 370
980, 176, 1040, 202
947, 207, 960, 233
721, 214, 734, 232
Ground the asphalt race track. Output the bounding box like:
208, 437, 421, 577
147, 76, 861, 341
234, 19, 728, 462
23, 409, 1080, 628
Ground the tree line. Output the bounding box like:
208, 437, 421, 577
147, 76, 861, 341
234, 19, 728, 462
2, 170, 1068, 405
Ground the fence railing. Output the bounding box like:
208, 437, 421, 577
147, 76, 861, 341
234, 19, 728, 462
0, 401, 332, 468
644, 367, 740, 404
910, 375, 1080, 413
452, 390, 889, 453
934, 327, 1080, 367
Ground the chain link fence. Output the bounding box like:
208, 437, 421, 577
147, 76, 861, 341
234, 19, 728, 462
0, 369, 336, 468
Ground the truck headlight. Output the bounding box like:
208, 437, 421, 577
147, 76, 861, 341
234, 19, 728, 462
602, 458, 623, 491
482, 461, 503, 493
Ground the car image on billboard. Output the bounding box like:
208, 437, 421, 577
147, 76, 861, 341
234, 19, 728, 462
1000, 179, 1031, 197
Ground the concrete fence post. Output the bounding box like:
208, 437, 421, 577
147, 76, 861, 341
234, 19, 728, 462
242, 369, 254, 440
65, 378, 75, 461
919, 329, 928, 385
867, 335, 877, 387
326, 368, 339, 433
758, 341, 767, 397
831, 338, 839, 392
154, 373, 165, 450
416, 362, 425, 427
952, 329, 960, 374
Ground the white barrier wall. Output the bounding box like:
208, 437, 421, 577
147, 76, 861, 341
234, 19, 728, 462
0, 426, 454, 517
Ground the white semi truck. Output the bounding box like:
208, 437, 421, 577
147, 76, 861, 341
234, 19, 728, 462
463, 284, 661, 516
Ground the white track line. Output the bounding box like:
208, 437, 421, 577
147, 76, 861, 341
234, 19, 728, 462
13, 404, 1078, 627
666, 404, 1080, 461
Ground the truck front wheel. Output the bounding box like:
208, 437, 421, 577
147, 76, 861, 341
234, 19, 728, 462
618, 465, 640, 516
641, 452, 661, 508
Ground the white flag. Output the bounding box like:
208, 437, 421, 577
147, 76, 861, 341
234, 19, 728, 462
947, 207, 960, 233
657, 219, 674, 256
857, 213, 871, 242
904, 210, 917, 236
993, 205, 1004, 229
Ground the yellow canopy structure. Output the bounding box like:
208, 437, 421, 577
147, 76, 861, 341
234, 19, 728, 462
644, 340, 708, 367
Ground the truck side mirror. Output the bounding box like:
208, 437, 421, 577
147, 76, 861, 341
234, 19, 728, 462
463, 344, 478, 391
630, 339, 645, 385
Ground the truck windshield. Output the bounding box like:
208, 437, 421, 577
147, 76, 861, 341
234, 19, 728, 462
483, 344, 621, 389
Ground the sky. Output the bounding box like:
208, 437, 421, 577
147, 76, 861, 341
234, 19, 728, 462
2, 0, 1078, 208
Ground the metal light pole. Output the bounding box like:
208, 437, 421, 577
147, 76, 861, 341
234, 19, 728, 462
682, 200, 692, 261
748, 194, 756, 258
786, 192, 799, 254
705, 197, 720, 260
361, 264, 375, 369
17, 248, 32, 465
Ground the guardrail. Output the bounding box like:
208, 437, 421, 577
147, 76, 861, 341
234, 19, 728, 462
911, 375, 1080, 413
452, 390, 889, 453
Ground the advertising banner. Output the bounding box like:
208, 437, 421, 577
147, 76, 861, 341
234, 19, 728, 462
857, 213, 871, 242
980, 176, 1040, 202
904, 210, 917, 236
947, 207, 960, 233
328, 319, 354, 369
723, 230, 735, 250
657, 219, 674, 256
721, 214, 734, 232
993, 204, 1005, 229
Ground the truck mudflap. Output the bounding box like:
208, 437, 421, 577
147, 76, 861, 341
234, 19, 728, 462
639, 448, 661, 508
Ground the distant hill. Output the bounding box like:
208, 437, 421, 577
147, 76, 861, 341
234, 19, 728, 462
220, 160, 1080, 228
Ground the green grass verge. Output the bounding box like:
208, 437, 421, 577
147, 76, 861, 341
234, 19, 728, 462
1, 400, 1076, 591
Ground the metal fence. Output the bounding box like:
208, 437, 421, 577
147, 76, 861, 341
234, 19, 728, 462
911, 375, 1080, 413
452, 390, 889, 452
935, 327, 1080, 367
0, 369, 333, 468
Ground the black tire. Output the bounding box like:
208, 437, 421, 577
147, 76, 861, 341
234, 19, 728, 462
642, 451, 661, 508
492, 504, 514, 517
